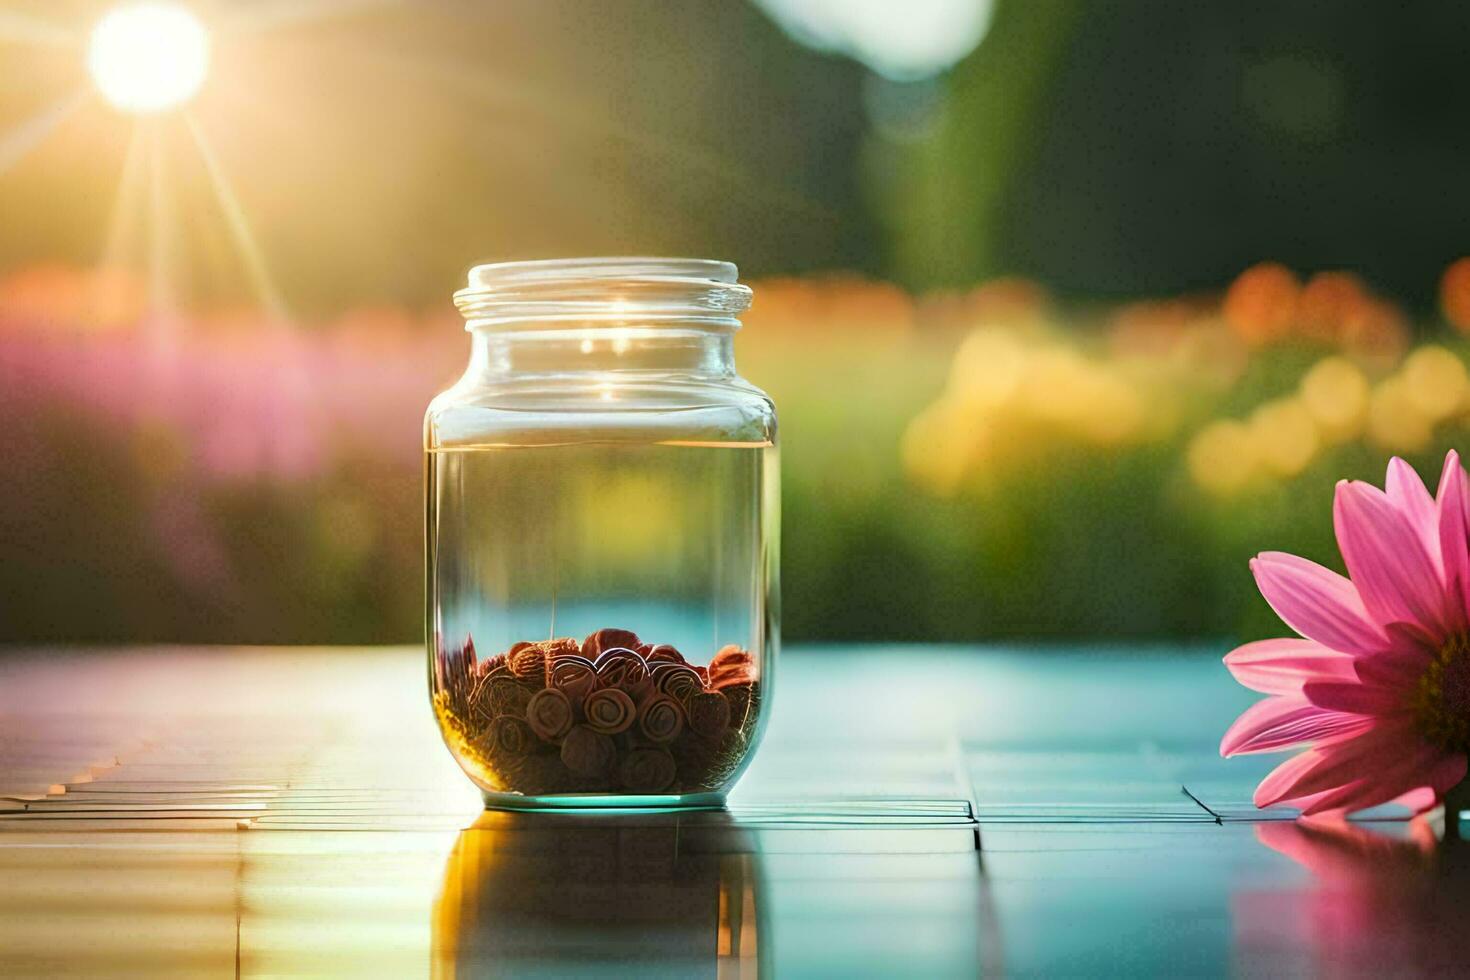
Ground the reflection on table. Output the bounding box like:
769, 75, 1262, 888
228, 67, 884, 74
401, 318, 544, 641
434, 811, 763, 977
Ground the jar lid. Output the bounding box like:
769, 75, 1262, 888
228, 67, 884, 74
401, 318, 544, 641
453, 257, 752, 330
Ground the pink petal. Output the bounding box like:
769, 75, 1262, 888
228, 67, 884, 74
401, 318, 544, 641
1394, 786, 1440, 814
1223, 638, 1357, 694
1220, 695, 1377, 756
1353, 642, 1430, 690
1250, 552, 1387, 656
1299, 774, 1412, 817
1260, 722, 1419, 806
1386, 457, 1442, 574
1297, 740, 1444, 815
1301, 679, 1407, 715
1255, 749, 1328, 808
1426, 750, 1468, 794
1437, 450, 1470, 629
1334, 480, 1449, 640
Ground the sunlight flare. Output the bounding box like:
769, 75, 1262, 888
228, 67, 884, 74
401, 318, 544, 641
184, 115, 289, 321
0, 91, 88, 175
88, 3, 210, 113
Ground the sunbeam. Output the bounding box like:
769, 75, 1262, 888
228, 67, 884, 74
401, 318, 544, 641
145, 124, 178, 327
93, 124, 147, 321
100, 124, 147, 272
0, 90, 88, 176
184, 113, 288, 322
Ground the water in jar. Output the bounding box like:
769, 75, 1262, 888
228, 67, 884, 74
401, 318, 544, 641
427, 438, 776, 800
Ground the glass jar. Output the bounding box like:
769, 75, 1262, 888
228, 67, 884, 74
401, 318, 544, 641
425, 258, 778, 809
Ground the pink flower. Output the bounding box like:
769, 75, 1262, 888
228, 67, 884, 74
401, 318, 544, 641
1221, 452, 1470, 819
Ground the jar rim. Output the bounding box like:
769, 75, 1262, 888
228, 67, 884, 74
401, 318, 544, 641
454, 256, 752, 331
466, 256, 738, 288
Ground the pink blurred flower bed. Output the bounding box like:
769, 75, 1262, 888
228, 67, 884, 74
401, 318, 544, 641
0, 278, 465, 483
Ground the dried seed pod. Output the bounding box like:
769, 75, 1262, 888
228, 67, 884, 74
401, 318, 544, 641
655, 664, 704, 706
709, 645, 756, 689
515, 752, 572, 795
595, 648, 653, 701
646, 644, 686, 664
525, 687, 574, 743
487, 677, 534, 719
475, 653, 508, 679
508, 644, 547, 681
689, 690, 732, 738
560, 724, 616, 778
637, 694, 685, 743
491, 716, 534, 756
619, 747, 676, 793
581, 627, 642, 660
467, 679, 497, 724
549, 654, 597, 704
670, 730, 714, 766
583, 687, 636, 735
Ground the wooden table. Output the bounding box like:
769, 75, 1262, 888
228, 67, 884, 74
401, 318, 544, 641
1, 646, 1464, 976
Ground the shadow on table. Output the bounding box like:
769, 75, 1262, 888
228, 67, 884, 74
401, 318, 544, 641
1236, 818, 1470, 975
432, 810, 767, 977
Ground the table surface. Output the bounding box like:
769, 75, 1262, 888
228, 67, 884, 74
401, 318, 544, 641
1, 644, 1465, 978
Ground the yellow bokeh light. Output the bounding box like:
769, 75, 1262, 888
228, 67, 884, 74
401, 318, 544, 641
1366, 376, 1434, 452
1298, 356, 1368, 443
1401, 344, 1468, 422
1188, 419, 1259, 496
1249, 397, 1319, 478
88, 3, 210, 113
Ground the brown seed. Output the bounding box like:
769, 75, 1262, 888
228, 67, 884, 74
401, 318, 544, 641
508, 644, 547, 681
560, 724, 616, 777
689, 691, 731, 738
581, 627, 641, 660
655, 664, 704, 706
487, 677, 534, 719
583, 687, 636, 735
618, 747, 676, 793
549, 654, 597, 704
491, 716, 534, 756
542, 636, 582, 659
525, 687, 574, 742
475, 653, 508, 679
709, 646, 756, 689
644, 644, 683, 664
637, 694, 685, 743
594, 648, 653, 701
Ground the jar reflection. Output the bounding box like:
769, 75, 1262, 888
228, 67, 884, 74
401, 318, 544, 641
432, 811, 766, 977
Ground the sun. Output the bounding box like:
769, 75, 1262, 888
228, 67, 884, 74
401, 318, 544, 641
88, 3, 211, 113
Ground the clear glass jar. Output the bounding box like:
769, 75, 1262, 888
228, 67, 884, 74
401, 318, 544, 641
425, 258, 778, 809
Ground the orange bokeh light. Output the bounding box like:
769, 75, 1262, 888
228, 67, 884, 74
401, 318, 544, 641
1440, 257, 1470, 333
1223, 262, 1299, 346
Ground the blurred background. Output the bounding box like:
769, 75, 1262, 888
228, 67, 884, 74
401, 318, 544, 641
5, 0, 1470, 645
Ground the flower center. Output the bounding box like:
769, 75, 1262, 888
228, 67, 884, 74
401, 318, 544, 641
1413, 631, 1470, 754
